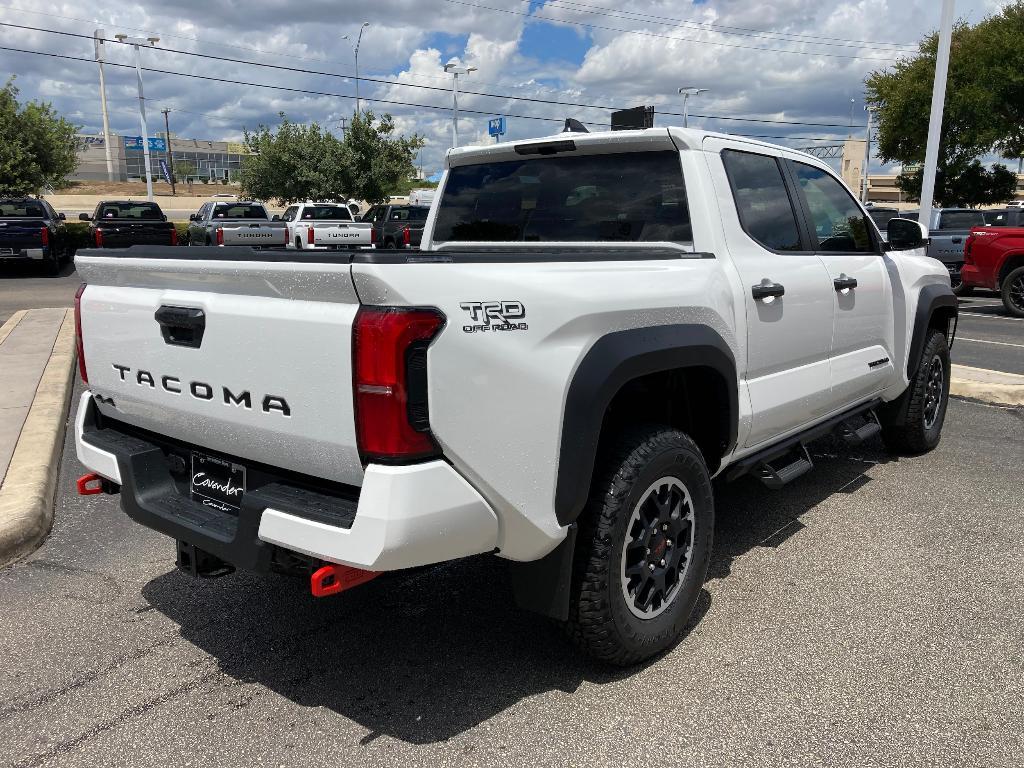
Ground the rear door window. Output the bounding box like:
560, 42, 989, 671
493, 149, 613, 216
432, 150, 691, 243
721, 150, 802, 252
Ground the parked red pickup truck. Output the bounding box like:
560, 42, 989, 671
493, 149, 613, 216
962, 227, 1024, 317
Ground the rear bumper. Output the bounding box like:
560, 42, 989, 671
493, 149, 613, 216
0, 248, 44, 261
73, 391, 499, 571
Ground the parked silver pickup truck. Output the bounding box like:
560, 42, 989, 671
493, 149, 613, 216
902, 208, 986, 294
187, 201, 287, 248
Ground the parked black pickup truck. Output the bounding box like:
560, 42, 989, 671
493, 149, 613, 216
80, 201, 178, 248
362, 204, 429, 249
0, 198, 70, 275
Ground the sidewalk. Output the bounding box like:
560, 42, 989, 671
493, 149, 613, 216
0, 308, 77, 566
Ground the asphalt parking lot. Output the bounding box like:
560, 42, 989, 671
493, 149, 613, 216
1, 386, 1022, 767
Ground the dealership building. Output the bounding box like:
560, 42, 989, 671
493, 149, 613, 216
72, 133, 250, 183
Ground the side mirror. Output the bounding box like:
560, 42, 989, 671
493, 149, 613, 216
162, 214, 168, 222
78, 213, 90, 221
189, 213, 198, 222
272, 214, 281, 221
58, 212, 66, 220
887, 218, 928, 251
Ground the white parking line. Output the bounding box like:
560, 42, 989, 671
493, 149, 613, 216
958, 337, 1024, 348
959, 311, 1024, 322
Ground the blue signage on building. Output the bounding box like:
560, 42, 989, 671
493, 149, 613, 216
122, 136, 167, 152
488, 117, 506, 137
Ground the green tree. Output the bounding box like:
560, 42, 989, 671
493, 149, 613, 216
865, 1, 1024, 206
897, 161, 1018, 207
172, 160, 196, 180
0, 78, 80, 195
240, 111, 422, 205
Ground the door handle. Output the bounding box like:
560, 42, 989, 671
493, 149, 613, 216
751, 281, 785, 301
833, 274, 858, 291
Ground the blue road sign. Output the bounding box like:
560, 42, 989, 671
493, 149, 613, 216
488, 117, 506, 137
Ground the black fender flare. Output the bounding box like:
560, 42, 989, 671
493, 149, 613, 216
554, 323, 738, 528
906, 283, 958, 379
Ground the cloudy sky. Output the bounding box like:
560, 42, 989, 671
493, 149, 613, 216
0, 0, 1012, 176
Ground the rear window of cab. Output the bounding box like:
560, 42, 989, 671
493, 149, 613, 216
432, 150, 692, 243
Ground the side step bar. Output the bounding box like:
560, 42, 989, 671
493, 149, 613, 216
728, 398, 882, 488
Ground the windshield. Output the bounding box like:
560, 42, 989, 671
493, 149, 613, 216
432, 150, 692, 243
0, 201, 45, 218
299, 205, 353, 221
97, 202, 163, 220
212, 203, 268, 219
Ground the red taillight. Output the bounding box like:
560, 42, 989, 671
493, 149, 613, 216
170, 227, 178, 246
402, 226, 411, 247
41, 226, 49, 246
308, 225, 315, 246
353, 307, 445, 462
964, 233, 974, 264
215, 228, 224, 246
370, 227, 378, 247
74, 283, 88, 383
94, 229, 103, 248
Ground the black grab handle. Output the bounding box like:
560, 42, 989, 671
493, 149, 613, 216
155, 305, 206, 348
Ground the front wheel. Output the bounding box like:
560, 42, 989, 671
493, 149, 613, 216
881, 329, 951, 454
565, 426, 714, 666
1001, 266, 1024, 318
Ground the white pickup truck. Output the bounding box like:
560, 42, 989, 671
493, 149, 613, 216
282, 202, 373, 250
187, 201, 287, 248
73, 127, 956, 665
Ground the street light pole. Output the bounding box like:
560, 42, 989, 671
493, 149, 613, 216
116, 33, 160, 202
677, 86, 709, 128
444, 61, 477, 148
354, 22, 368, 115
862, 107, 873, 203
93, 29, 114, 182
919, 0, 955, 224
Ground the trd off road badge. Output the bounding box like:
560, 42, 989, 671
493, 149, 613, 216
459, 301, 528, 333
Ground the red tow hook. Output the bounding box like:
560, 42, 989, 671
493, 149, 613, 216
310, 563, 379, 598
76, 473, 104, 495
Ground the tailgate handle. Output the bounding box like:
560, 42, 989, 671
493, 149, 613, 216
155, 306, 205, 348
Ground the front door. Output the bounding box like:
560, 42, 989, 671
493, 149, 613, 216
787, 160, 894, 405
707, 142, 837, 448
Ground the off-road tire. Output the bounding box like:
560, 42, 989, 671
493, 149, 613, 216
565, 426, 714, 666
881, 329, 950, 454
1000, 266, 1024, 318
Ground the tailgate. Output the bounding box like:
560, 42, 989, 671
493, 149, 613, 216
313, 223, 371, 246
75, 250, 364, 486
101, 223, 176, 247
0, 222, 43, 252
220, 223, 286, 247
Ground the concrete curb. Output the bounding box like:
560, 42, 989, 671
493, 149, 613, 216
950, 364, 1024, 407
0, 310, 77, 567
0, 310, 26, 345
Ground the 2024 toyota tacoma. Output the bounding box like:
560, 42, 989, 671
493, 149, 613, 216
72, 128, 956, 665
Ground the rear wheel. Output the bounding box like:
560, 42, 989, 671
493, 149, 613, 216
1001, 266, 1024, 318
881, 329, 950, 454
565, 426, 714, 666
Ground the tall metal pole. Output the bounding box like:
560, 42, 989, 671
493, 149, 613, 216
452, 72, 460, 148
129, 43, 154, 202
919, 0, 955, 224
354, 22, 368, 115
681, 93, 690, 128
162, 108, 175, 196
862, 108, 872, 203
94, 30, 114, 182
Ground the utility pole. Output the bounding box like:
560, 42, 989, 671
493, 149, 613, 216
161, 108, 175, 195
338, 116, 348, 137
862, 107, 872, 203
93, 29, 114, 182
919, 0, 955, 224
115, 33, 160, 202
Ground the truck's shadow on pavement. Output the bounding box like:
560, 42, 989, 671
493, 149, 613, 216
141, 434, 892, 745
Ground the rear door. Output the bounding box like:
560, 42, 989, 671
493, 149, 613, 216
705, 140, 836, 447
787, 160, 894, 405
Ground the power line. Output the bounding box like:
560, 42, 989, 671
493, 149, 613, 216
541, 0, 918, 51
439, 0, 903, 61
0, 22, 871, 130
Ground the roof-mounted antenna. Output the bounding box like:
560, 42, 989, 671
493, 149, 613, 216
562, 118, 589, 133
